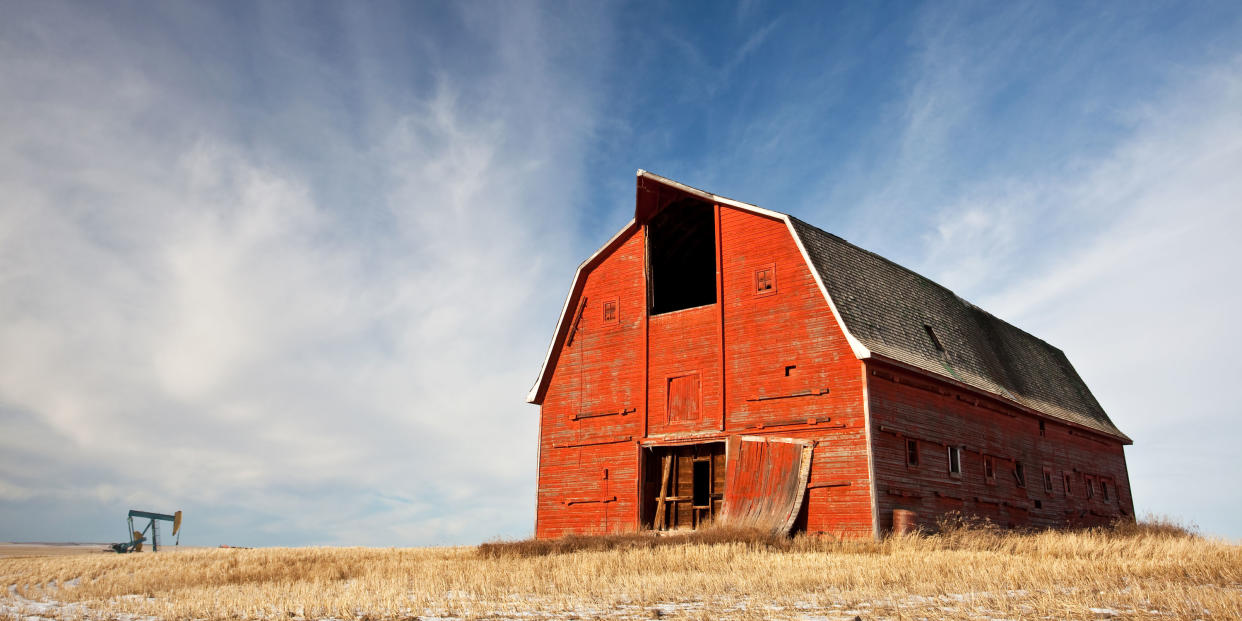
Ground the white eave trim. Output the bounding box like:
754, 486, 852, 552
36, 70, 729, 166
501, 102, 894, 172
783, 219, 873, 360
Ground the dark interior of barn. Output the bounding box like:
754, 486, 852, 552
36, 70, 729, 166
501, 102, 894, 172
642, 443, 725, 531
646, 198, 717, 315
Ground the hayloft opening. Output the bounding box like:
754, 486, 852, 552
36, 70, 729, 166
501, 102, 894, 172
647, 198, 717, 315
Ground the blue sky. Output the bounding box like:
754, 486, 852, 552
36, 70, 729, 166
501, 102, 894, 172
1, 1, 1240, 546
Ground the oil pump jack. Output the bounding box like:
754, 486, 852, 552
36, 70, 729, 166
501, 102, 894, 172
111, 509, 182, 553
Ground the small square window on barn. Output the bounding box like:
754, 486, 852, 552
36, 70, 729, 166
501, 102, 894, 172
906, 439, 919, 467
602, 298, 618, 326
755, 264, 776, 296
1014, 461, 1026, 488
983, 455, 995, 484
1043, 468, 1054, 494
947, 446, 962, 476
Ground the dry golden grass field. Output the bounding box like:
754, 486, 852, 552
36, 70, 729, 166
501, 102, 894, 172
2, 519, 1240, 620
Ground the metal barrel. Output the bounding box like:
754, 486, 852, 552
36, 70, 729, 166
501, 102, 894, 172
892, 509, 917, 536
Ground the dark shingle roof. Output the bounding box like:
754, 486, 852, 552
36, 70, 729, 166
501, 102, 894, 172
789, 217, 1129, 442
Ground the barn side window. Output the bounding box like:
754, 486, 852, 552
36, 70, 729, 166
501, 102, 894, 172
983, 455, 995, 484
1042, 467, 1054, 494
1063, 472, 1072, 496
1086, 477, 1096, 500
602, 298, 618, 326
1039, 420, 1046, 437
755, 264, 776, 296
1101, 480, 1110, 501
906, 439, 919, 467
648, 198, 717, 315
947, 446, 962, 476
1014, 461, 1026, 488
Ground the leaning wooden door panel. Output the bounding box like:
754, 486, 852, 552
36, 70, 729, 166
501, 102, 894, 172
720, 435, 814, 534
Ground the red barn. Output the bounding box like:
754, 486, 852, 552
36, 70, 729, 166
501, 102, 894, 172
527, 171, 1133, 539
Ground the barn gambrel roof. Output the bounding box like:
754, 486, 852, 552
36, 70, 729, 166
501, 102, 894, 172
789, 218, 1128, 443
529, 170, 1129, 444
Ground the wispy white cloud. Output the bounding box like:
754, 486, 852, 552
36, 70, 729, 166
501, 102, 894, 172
0, 2, 608, 545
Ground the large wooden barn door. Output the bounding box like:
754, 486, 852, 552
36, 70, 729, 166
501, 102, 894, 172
719, 436, 814, 534
644, 443, 726, 531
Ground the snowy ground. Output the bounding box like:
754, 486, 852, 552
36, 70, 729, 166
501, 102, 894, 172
4, 583, 1171, 621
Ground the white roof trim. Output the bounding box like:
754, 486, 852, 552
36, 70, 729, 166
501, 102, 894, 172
526, 219, 637, 403
527, 171, 873, 404
782, 219, 873, 360
636, 170, 788, 220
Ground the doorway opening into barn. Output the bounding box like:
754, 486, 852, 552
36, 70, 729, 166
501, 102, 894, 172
642, 443, 725, 531
647, 197, 717, 315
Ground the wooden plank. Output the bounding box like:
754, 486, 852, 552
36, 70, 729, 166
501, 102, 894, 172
553, 436, 633, 449
745, 388, 831, 402
806, 481, 852, 490
565, 496, 617, 505
565, 296, 587, 346
653, 454, 672, 530
572, 407, 636, 421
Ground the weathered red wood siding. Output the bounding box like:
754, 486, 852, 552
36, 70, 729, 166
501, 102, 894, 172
535, 205, 878, 538
647, 304, 721, 435
867, 361, 1133, 533
717, 206, 873, 538
536, 228, 646, 538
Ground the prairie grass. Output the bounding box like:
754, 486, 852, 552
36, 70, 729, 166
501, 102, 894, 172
2, 517, 1239, 620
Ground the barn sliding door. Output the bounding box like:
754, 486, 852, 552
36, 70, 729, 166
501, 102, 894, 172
719, 435, 814, 534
